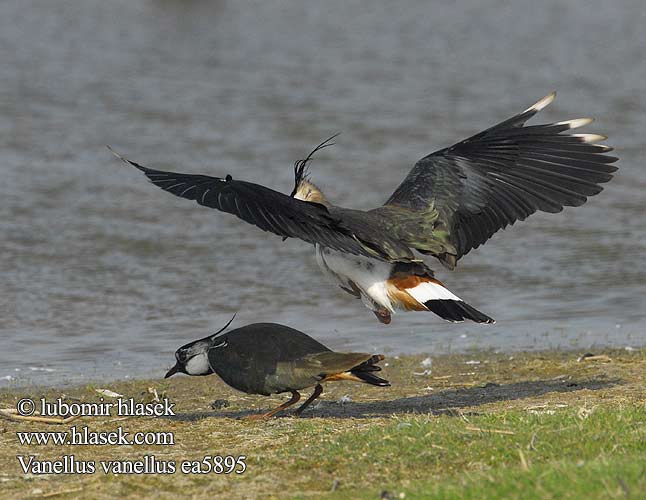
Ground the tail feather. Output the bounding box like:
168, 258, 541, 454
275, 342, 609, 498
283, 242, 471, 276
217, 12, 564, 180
398, 277, 495, 324
351, 371, 390, 386
353, 354, 384, 372
425, 299, 494, 324
351, 354, 390, 387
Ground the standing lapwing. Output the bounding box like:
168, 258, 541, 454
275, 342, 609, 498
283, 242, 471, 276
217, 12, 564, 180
165, 317, 389, 418
111, 92, 617, 324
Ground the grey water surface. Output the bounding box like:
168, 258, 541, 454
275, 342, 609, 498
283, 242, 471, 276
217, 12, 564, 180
1, 0, 645, 386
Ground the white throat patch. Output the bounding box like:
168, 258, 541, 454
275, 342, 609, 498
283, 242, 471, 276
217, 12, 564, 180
185, 353, 211, 375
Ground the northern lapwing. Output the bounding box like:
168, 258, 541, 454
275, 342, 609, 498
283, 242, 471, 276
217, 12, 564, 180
165, 317, 389, 418
111, 92, 617, 324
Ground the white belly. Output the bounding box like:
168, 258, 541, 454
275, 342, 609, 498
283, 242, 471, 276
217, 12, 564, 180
315, 245, 395, 312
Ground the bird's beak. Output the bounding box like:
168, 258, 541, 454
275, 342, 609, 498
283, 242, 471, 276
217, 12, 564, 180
165, 362, 180, 379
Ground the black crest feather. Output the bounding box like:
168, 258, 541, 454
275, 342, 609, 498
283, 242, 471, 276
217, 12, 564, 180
290, 133, 340, 197
210, 313, 237, 340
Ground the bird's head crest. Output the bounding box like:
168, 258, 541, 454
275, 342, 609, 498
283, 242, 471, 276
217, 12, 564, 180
290, 133, 339, 199
164, 314, 236, 379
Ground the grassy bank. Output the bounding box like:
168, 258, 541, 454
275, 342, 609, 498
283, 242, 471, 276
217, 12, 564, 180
1, 349, 644, 499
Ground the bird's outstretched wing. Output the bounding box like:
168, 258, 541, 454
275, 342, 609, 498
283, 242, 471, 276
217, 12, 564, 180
110, 149, 382, 259
380, 92, 618, 268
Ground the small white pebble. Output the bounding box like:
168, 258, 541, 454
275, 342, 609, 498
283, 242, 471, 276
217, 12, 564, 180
96, 389, 124, 398
577, 406, 594, 420
337, 395, 352, 405
528, 409, 555, 415
625, 346, 635, 351
420, 357, 432, 368
460, 334, 467, 339
465, 360, 480, 365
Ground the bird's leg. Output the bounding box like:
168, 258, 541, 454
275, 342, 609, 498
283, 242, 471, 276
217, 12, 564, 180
339, 280, 362, 299
245, 391, 301, 420
293, 384, 323, 416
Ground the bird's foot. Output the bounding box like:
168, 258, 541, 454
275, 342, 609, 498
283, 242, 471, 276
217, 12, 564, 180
292, 408, 306, 417
241, 413, 271, 421
373, 308, 392, 325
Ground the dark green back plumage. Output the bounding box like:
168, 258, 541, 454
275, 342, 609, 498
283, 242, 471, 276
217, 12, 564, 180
207, 323, 384, 396
208, 323, 328, 395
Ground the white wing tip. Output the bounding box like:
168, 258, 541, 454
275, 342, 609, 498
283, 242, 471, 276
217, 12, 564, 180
555, 117, 594, 129
571, 133, 607, 143
524, 91, 556, 113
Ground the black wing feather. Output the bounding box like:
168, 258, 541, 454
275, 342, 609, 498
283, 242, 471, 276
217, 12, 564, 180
111, 151, 380, 259
384, 92, 618, 260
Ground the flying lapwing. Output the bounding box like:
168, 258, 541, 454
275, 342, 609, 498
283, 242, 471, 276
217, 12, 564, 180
111, 92, 618, 324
